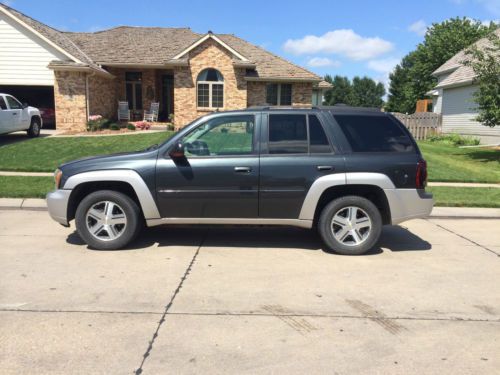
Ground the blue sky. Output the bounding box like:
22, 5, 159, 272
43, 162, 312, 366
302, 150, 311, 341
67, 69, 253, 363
4, 0, 499, 88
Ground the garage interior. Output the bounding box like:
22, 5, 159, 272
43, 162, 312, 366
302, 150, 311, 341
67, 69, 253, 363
0, 85, 55, 129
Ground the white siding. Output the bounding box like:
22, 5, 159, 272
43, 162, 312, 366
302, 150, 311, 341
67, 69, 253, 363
0, 13, 66, 86
432, 88, 443, 114
442, 85, 500, 137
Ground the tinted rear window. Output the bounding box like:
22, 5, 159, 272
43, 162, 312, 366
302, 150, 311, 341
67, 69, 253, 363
334, 114, 415, 153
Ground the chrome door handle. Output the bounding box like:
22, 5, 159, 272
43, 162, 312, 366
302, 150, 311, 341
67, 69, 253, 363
317, 165, 333, 171
234, 166, 252, 173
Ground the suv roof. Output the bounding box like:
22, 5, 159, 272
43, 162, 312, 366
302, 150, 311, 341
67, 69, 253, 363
244, 105, 382, 114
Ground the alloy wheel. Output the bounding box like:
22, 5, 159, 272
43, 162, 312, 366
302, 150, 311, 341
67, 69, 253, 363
85, 201, 127, 241
331, 206, 372, 246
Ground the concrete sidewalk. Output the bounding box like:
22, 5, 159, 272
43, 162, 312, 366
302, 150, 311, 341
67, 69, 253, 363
1, 198, 499, 218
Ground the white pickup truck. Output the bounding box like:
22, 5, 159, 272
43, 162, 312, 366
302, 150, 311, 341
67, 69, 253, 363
0, 93, 42, 137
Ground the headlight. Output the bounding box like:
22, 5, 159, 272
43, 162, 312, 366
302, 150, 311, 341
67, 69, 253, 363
54, 169, 63, 189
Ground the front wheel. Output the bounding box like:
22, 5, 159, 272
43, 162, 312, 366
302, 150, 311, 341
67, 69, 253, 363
75, 190, 142, 250
318, 196, 382, 255
27, 117, 41, 137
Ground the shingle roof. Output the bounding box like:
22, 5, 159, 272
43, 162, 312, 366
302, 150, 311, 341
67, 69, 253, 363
0, 3, 104, 72
64, 28, 321, 81
433, 28, 499, 88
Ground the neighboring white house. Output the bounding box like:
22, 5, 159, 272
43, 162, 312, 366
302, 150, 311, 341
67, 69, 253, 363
429, 29, 500, 144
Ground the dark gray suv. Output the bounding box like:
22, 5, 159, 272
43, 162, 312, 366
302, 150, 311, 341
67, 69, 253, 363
47, 106, 433, 255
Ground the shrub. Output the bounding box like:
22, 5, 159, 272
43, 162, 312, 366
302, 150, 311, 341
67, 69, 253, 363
86, 115, 111, 132
427, 133, 480, 146
109, 124, 120, 131
166, 123, 174, 131
127, 123, 136, 131
136, 121, 151, 130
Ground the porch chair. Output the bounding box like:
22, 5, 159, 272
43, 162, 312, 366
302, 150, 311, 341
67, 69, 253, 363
143, 102, 160, 122
117, 101, 131, 121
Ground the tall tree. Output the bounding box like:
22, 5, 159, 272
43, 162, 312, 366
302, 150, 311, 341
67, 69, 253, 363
386, 18, 496, 113
350, 76, 386, 108
323, 75, 385, 107
464, 32, 500, 127
323, 75, 352, 105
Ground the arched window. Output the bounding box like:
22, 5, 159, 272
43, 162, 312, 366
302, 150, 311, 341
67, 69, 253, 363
197, 68, 224, 109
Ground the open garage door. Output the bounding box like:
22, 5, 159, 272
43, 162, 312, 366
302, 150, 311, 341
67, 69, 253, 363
0, 85, 55, 129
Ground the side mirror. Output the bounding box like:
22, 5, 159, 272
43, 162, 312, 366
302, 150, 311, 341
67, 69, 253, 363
169, 142, 185, 159
22, 102, 28, 109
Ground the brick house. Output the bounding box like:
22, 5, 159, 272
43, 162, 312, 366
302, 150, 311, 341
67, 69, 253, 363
0, 4, 330, 131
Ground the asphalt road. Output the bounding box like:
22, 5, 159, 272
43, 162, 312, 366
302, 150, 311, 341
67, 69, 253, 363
0, 209, 499, 374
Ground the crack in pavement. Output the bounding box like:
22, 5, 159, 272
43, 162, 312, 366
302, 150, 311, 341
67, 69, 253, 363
426, 219, 500, 257
133, 233, 205, 375
1, 308, 499, 323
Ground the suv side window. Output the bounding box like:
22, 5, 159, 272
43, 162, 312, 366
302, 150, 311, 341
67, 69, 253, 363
181, 115, 255, 157
5, 96, 22, 110
268, 114, 308, 154
0, 97, 7, 110
334, 114, 415, 153
268, 114, 333, 154
309, 115, 332, 153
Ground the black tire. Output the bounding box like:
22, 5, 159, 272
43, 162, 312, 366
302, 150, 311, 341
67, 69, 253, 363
27, 117, 41, 138
75, 190, 143, 250
318, 196, 382, 255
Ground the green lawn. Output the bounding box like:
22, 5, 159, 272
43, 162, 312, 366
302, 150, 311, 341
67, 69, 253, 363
0, 132, 173, 172
0, 176, 54, 198
427, 186, 500, 208
419, 141, 500, 183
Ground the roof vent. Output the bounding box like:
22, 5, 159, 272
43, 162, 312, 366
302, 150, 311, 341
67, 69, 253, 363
207, 30, 213, 34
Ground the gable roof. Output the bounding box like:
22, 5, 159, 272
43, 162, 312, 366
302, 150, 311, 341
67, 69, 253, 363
433, 28, 499, 89
0, 3, 108, 75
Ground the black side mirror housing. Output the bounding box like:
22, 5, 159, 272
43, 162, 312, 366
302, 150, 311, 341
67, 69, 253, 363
169, 142, 185, 159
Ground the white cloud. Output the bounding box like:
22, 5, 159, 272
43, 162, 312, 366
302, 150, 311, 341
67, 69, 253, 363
307, 57, 342, 68
283, 29, 394, 60
367, 58, 400, 74
408, 20, 428, 36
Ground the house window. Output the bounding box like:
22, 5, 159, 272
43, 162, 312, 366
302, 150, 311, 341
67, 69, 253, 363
197, 68, 224, 109
125, 72, 143, 110
266, 83, 292, 106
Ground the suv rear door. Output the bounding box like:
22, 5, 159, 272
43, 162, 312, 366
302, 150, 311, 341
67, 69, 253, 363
259, 111, 346, 218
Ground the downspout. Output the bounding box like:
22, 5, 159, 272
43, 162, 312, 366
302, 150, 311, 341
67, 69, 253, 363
85, 71, 96, 120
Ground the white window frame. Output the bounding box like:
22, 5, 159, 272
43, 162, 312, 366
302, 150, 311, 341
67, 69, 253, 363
197, 81, 224, 110
266, 83, 293, 106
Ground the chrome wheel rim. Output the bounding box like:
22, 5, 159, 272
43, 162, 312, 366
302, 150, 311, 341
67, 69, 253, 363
86, 201, 127, 241
33, 123, 40, 135
331, 206, 372, 246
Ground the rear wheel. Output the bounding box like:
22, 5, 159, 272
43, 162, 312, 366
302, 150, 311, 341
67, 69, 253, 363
75, 190, 142, 250
27, 117, 41, 138
318, 196, 382, 255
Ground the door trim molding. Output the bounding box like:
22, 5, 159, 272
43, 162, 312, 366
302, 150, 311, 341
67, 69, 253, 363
146, 217, 313, 229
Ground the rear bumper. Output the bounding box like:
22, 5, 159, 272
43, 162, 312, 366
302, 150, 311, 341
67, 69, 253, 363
384, 188, 434, 225
46, 189, 71, 226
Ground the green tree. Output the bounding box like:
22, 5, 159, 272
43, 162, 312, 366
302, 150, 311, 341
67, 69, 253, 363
464, 32, 500, 127
323, 75, 352, 105
350, 76, 386, 108
323, 75, 385, 107
386, 18, 496, 113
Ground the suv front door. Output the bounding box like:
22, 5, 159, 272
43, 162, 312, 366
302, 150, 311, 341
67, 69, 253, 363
259, 112, 346, 219
4, 95, 25, 132
156, 114, 260, 218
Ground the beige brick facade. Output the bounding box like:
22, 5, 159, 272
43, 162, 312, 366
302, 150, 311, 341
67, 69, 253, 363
53, 71, 87, 132
174, 38, 248, 127
88, 74, 116, 119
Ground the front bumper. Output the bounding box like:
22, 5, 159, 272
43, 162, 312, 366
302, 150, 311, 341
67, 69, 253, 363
385, 189, 434, 225
46, 189, 71, 226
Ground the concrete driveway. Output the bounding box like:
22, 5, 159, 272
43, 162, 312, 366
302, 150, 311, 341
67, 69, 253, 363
0, 210, 498, 374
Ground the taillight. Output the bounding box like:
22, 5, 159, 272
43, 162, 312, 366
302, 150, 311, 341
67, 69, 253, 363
416, 159, 427, 189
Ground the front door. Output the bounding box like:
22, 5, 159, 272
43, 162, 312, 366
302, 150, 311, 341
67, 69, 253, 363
259, 112, 346, 218
156, 114, 260, 218
160, 75, 174, 121
4, 95, 23, 132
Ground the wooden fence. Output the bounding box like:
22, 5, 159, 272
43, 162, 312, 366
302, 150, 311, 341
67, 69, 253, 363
392, 112, 442, 140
